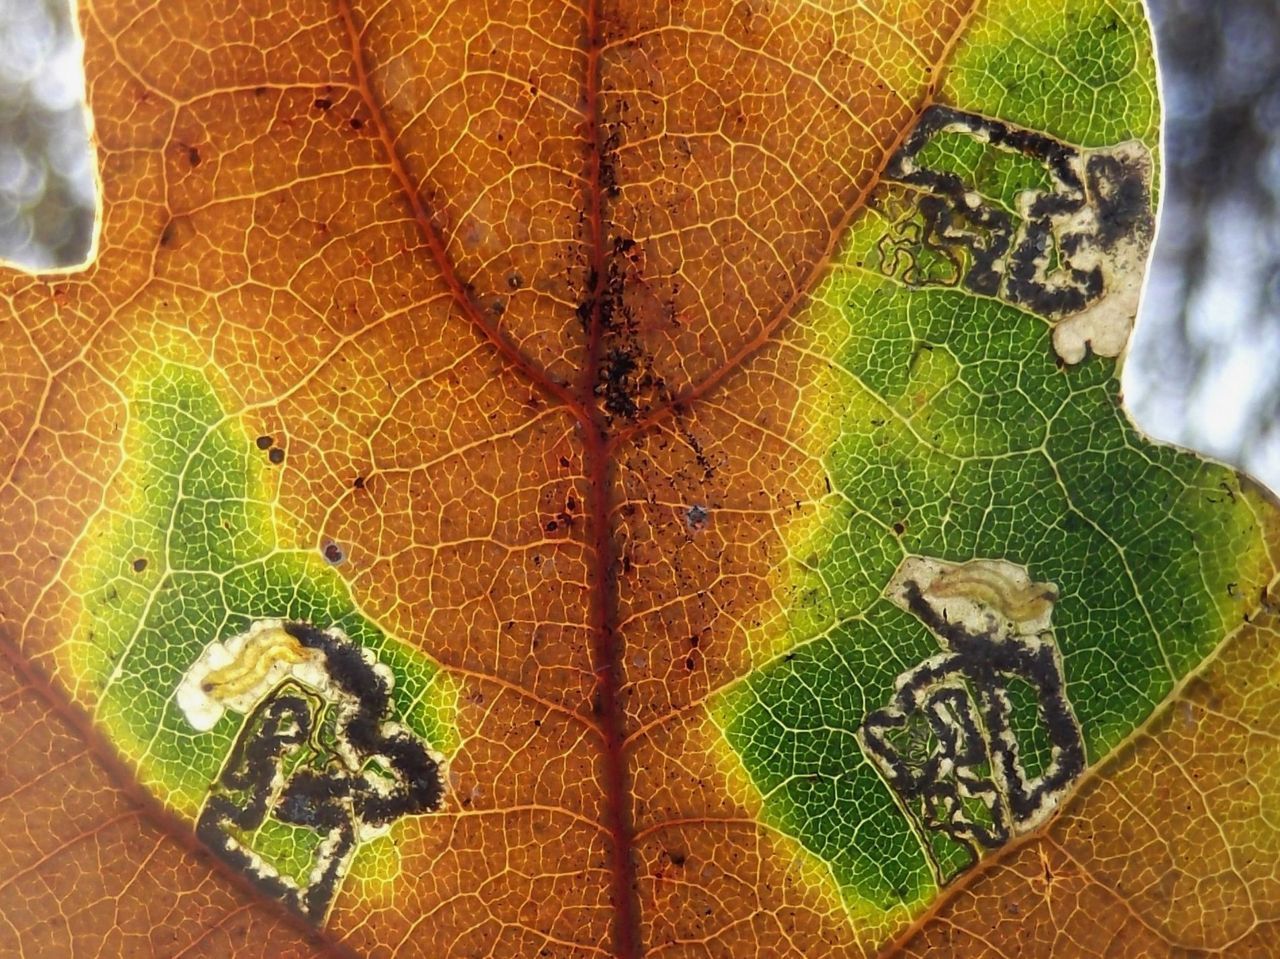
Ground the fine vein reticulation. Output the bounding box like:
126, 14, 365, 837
2, 1, 1280, 958
340, 2, 981, 956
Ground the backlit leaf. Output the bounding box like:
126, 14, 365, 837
0, 1, 1276, 957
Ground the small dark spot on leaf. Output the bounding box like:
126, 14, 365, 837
255, 435, 274, 450
187, 146, 201, 167
132, 557, 147, 572
349, 117, 364, 130
323, 542, 344, 564
353, 475, 366, 490
314, 97, 332, 111
685, 504, 709, 531
268, 447, 285, 465
893, 521, 905, 535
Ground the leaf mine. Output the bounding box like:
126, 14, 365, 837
859, 556, 1084, 885
187, 620, 446, 921
0, 1, 1275, 957
873, 104, 1155, 362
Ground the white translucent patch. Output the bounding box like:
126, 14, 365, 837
1050, 141, 1156, 363
885, 555, 1059, 638
178, 619, 331, 731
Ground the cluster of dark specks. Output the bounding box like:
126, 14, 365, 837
603, 346, 640, 418
574, 126, 667, 424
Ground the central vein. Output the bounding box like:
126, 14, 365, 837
578, 1, 643, 957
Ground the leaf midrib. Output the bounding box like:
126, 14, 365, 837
295, 2, 984, 956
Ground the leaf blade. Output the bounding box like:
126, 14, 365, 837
0, 0, 1276, 957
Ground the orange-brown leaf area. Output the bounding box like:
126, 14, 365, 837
0, 0, 1276, 958
0, 0, 972, 954
0, 641, 339, 958
891, 606, 1280, 958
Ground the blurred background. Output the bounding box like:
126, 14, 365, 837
0, 0, 1276, 491
1129, 0, 1280, 492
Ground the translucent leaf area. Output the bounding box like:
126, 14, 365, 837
1, 2, 1278, 957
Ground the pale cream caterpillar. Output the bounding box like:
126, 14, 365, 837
926, 560, 1059, 625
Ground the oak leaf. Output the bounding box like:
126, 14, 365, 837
0, 1, 1277, 958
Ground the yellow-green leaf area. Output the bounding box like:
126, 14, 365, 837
67, 359, 459, 818
714, 0, 1275, 922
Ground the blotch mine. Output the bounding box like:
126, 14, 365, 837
181, 619, 447, 921
872, 105, 1155, 363
857, 556, 1084, 885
